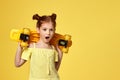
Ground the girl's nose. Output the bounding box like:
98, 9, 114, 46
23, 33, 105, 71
46, 30, 50, 34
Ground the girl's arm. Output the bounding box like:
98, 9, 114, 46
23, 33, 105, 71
14, 43, 26, 67
55, 45, 63, 71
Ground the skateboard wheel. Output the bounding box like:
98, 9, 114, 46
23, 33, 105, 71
65, 35, 71, 40
21, 42, 28, 47
68, 41, 72, 47
62, 47, 68, 53
23, 28, 30, 35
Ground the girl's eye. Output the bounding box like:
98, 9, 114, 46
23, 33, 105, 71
43, 29, 47, 31
50, 29, 53, 31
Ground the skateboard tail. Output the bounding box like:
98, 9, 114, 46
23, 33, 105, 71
50, 33, 72, 53
10, 29, 21, 42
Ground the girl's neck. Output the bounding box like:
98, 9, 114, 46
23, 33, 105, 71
36, 40, 51, 48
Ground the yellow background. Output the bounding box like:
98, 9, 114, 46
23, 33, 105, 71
0, 0, 120, 80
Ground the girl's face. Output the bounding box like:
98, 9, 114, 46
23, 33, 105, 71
37, 22, 55, 43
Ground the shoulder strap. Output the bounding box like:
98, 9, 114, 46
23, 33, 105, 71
51, 45, 55, 50
33, 43, 36, 48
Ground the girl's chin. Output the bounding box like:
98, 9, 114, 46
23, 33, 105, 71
44, 40, 50, 43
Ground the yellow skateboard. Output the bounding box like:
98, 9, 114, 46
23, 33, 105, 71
10, 28, 72, 53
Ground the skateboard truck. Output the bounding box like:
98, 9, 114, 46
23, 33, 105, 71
58, 39, 68, 48
20, 33, 30, 42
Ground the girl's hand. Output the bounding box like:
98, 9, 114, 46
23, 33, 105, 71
15, 42, 26, 67
17, 42, 23, 49
55, 45, 63, 71
18, 42, 30, 50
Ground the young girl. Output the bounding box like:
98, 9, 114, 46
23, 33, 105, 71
15, 13, 63, 80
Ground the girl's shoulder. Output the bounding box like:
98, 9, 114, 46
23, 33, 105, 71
28, 43, 35, 48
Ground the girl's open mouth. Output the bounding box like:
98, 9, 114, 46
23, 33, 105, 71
45, 36, 50, 39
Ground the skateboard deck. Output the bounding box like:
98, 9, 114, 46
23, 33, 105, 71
10, 28, 72, 53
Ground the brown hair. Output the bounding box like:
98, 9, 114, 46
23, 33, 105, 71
32, 13, 57, 29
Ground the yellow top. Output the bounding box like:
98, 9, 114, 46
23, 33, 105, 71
21, 44, 59, 80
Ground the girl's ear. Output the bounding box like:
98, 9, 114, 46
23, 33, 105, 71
36, 28, 40, 33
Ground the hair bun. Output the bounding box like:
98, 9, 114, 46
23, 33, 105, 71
32, 14, 41, 20
51, 13, 56, 21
